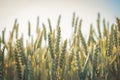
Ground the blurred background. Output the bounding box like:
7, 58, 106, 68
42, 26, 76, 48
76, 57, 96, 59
0, 0, 120, 43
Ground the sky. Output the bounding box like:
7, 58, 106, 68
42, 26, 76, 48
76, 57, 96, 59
0, 0, 120, 44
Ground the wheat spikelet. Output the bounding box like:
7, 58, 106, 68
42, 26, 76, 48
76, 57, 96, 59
15, 38, 27, 65
35, 31, 43, 49
79, 26, 87, 55
42, 23, 47, 42
14, 48, 22, 80
68, 47, 74, 71
57, 15, 61, 28
59, 40, 67, 69
97, 13, 102, 39
36, 16, 40, 34
103, 19, 108, 37
72, 12, 76, 27
88, 24, 96, 46
55, 26, 61, 55
74, 16, 79, 34
82, 52, 90, 80
28, 21, 31, 37
111, 25, 117, 47
0, 46, 5, 80
92, 44, 100, 80
2, 28, 5, 44
54, 26, 61, 78
107, 34, 113, 56
16, 24, 19, 39
48, 18, 52, 33
48, 33, 54, 59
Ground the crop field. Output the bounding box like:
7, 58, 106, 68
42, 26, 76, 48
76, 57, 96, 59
0, 13, 120, 80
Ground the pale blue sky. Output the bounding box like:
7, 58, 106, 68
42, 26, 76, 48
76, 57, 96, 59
0, 0, 120, 43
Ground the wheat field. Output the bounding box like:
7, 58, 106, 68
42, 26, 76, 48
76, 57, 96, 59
0, 13, 120, 80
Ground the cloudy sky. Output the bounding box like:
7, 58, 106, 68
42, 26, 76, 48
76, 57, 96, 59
0, 0, 120, 42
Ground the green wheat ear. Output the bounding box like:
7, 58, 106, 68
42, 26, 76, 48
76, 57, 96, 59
77, 19, 82, 45
0, 46, 5, 80
92, 44, 99, 80
28, 21, 31, 37
116, 18, 120, 46
88, 24, 96, 46
97, 13, 102, 39
72, 12, 76, 27
112, 25, 117, 47
54, 26, 61, 70
82, 52, 90, 80
2, 28, 6, 44
107, 34, 113, 56
103, 19, 108, 37
42, 23, 47, 42
51, 59, 57, 80
27, 59, 34, 80
59, 40, 67, 69
55, 26, 61, 55
58, 40, 67, 80
14, 48, 23, 80
68, 47, 74, 70
0, 50, 3, 80
116, 17, 120, 31
48, 33, 54, 59
57, 15, 61, 28
79, 26, 87, 55
12, 19, 17, 34
75, 47, 81, 79
77, 19, 87, 56
16, 23, 19, 39
16, 38, 27, 65
74, 16, 79, 34
78, 19, 82, 32
36, 16, 40, 34
48, 18, 52, 33
15, 38, 28, 80
35, 31, 43, 49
